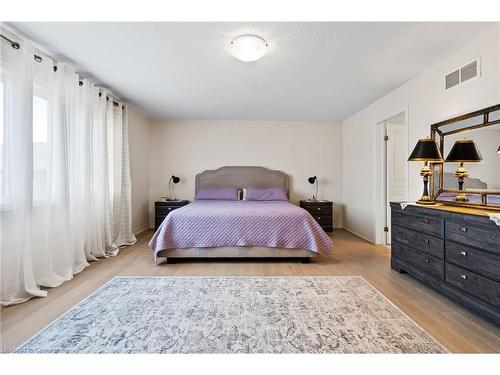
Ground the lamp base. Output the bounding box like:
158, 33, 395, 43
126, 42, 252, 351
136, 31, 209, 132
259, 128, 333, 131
416, 195, 437, 205
417, 163, 436, 205
416, 199, 438, 205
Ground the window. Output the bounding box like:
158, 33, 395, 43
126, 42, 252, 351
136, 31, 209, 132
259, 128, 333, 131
0, 81, 49, 205
0, 81, 4, 199
0, 81, 3, 143
32, 94, 48, 203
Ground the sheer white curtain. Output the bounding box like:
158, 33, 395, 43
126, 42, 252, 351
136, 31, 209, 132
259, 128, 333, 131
0, 34, 44, 304
0, 32, 136, 306
110, 103, 136, 248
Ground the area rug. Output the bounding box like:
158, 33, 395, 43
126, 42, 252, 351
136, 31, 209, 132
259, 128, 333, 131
17, 276, 447, 353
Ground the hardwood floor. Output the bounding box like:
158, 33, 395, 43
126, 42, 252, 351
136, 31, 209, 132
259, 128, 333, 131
1, 229, 499, 353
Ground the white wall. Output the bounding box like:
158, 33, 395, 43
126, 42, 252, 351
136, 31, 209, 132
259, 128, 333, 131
149, 120, 343, 228
128, 106, 151, 234
342, 24, 500, 243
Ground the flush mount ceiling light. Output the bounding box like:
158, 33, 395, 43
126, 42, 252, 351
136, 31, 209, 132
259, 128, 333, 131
230, 35, 268, 62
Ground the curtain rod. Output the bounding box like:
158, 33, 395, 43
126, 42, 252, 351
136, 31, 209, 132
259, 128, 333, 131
1, 32, 123, 109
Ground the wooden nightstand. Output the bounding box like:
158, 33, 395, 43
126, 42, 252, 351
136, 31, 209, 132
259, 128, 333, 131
300, 200, 333, 232
155, 200, 189, 230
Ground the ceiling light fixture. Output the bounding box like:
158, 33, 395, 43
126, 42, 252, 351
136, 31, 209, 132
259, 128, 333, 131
230, 35, 268, 62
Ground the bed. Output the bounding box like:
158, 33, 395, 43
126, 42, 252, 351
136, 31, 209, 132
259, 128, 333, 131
149, 166, 333, 262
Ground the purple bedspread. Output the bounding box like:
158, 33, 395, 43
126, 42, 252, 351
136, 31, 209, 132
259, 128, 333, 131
149, 201, 333, 256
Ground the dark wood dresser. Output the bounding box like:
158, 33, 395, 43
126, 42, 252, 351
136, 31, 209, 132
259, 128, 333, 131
155, 200, 189, 230
300, 200, 333, 232
390, 202, 500, 325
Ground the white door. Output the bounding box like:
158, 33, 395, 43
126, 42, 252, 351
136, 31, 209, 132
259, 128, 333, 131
386, 122, 407, 244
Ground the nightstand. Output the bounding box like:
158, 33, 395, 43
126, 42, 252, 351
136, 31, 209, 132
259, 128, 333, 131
155, 200, 189, 229
299, 200, 333, 232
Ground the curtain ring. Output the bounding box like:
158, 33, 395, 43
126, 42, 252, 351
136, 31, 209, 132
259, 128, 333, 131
34, 54, 42, 63
1, 34, 20, 49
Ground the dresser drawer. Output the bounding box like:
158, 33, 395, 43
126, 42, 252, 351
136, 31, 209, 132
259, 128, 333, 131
155, 215, 167, 228
446, 263, 500, 308
156, 205, 180, 215
311, 215, 332, 226
391, 242, 444, 280
303, 205, 332, 216
392, 225, 443, 259
446, 221, 500, 255
446, 241, 500, 282
391, 211, 443, 237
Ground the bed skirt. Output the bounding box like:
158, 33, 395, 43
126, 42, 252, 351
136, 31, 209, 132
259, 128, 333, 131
156, 246, 317, 261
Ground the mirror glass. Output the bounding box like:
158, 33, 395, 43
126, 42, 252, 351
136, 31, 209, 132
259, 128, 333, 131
437, 115, 483, 134
442, 123, 500, 191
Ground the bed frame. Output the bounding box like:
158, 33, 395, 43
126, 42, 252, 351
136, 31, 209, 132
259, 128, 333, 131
156, 166, 318, 262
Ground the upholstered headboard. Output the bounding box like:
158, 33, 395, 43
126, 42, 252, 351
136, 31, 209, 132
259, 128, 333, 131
195, 166, 290, 197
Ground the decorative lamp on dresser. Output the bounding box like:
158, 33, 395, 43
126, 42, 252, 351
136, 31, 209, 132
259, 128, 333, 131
155, 200, 189, 230
300, 200, 333, 232
390, 203, 500, 325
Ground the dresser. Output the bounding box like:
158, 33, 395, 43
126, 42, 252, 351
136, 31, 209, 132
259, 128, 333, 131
300, 200, 333, 232
155, 200, 189, 230
390, 202, 500, 325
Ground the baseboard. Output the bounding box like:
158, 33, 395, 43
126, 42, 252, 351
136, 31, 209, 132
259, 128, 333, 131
343, 226, 374, 243
133, 226, 150, 237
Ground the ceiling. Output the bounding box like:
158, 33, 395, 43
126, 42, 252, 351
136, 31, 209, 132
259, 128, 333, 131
7, 22, 495, 121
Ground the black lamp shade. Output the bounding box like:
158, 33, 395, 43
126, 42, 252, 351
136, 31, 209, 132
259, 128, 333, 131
171, 175, 180, 184
445, 140, 483, 162
308, 176, 317, 184
408, 138, 443, 162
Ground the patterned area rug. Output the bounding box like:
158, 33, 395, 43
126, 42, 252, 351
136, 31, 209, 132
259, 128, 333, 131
17, 276, 447, 353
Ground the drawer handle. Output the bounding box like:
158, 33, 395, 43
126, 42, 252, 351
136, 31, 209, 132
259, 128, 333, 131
460, 274, 467, 280
401, 239, 409, 245
458, 250, 467, 256
317, 207, 321, 211
396, 213, 402, 218
424, 258, 429, 263
168, 207, 172, 210
459, 226, 467, 232
316, 217, 321, 220
424, 239, 430, 245
423, 218, 429, 224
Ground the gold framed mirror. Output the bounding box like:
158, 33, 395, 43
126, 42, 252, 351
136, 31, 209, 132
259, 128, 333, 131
430, 103, 500, 211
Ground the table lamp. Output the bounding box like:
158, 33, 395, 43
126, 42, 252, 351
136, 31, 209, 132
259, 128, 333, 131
308, 176, 318, 201
445, 140, 483, 202
408, 138, 443, 205
168, 175, 181, 201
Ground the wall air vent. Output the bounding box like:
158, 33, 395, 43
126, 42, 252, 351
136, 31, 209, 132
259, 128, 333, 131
445, 57, 480, 90
445, 70, 460, 89
460, 60, 478, 82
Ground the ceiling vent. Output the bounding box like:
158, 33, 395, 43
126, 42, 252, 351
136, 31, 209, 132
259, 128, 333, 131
445, 58, 480, 90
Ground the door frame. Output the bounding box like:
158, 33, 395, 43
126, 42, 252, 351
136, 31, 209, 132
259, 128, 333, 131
373, 106, 410, 245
